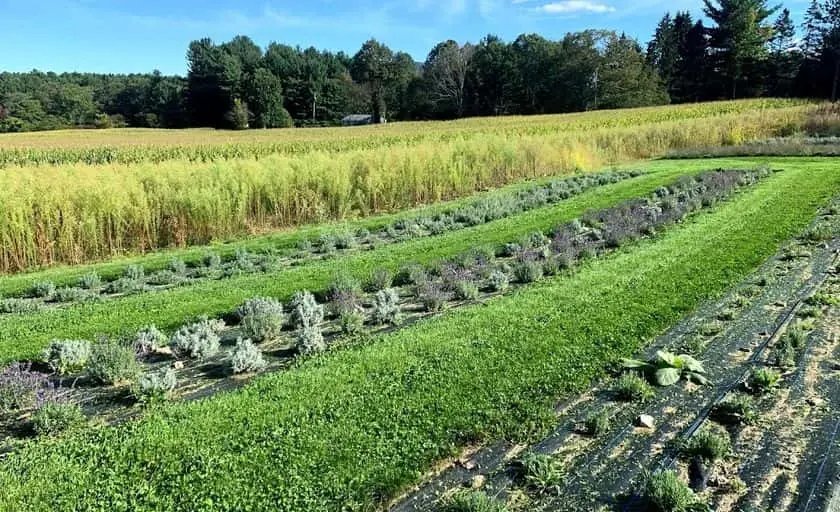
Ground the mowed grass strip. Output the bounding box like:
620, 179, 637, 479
0, 164, 836, 511
0, 166, 702, 364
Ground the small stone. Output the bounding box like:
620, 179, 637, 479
637, 414, 655, 429
171, 361, 185, 370
470, 475, 486, 489
459, 459, 477, 470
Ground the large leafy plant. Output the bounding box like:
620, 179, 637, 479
622, 350, 709, 387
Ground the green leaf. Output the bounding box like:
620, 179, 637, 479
621, 358, 649, 369
680, 355, 705, 374
655, 350, 677, 368
654, 367, 681, 386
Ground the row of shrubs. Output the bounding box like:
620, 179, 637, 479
0, 171, 640, 315
0, 168, 763, 439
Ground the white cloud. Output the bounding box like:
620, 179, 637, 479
535, 0, 615, 13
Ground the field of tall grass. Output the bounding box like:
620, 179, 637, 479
0, 100, 816, 272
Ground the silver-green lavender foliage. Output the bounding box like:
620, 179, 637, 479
237, 298, 285, 342
289, 291, 324, 329
31, 400, 85, 436
169, 317, 224, 360
202, 252, 222, 268
0, 298, 44, 314
132, 326, 167, 356
339, 309, 366, 334
78, 272, 102, 290
230, 338, 267, 374
297, 325, 326, 354
41, 340, 92, 374
168, 258, 187, 275
488, 270, 510, 292
134, 368, 177, 402
124, 264, 145, 281
54, 286, 99, 303
454, 280, 480, 301
30, 281, 56, 299
371, 288, 402, 325
87, 339, 140, 385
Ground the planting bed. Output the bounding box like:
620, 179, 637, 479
0, 168, 763, 454
389, 197, 840, 512
0, 162, 836, 511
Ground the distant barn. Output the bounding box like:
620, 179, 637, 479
341, 114, 386, 126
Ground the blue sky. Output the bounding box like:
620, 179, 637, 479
1, 0, 810, 75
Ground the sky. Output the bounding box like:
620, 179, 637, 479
0, 0, 811, 76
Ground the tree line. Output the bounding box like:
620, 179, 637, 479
3, 0, 840, 132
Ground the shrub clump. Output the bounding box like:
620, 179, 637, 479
124, 264, 145, 281
513, 260, 543, 284
487, 270, 510, 292
0, 362, 47, 411
133, 368, 177, 404
289, 291, 324, 329
339, 309, 366, 334
453, 280, 480, 301
366, 268, 394, 292
31, 399, 86, 436
132, 326, 167, 356
88, 339, 140, 385
230, 338, 267, 374
78, 272, 102, 290
416, 281, 449, 312
169, 317, 224, 360
297, 325, 326, 354
54, 287, 99, 303
30, 281, 56, 299
237, 297, 285, 343
41, 339, 92, 374
0, 298, 44, 314
372, 288, 403, 325
583, 410, 612, 437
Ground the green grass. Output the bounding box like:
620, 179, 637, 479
0, 161, 835, 511
0, 166, 703, 364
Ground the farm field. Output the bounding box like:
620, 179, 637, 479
1, 101, 840, 512
0, 99, 816, 273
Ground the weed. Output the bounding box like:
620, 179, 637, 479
717, 309, 736, 321
698, 322, 722, 337
622, 351, 708, 387
711, 395, 756, 425
680, 426, 731, 462
438, 490, 509, 512
613, 372, 655, 402
640, 470, 706, 512
746, 367, 781, 395
797, 305, 823, 319
583, 410, 612, 437
340, 309, 367, 334
517, 452, 564, 494
806, 292, 839, 306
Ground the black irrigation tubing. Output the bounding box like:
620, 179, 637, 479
658, 247, 840, 472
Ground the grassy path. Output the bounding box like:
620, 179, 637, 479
0, 160, 836, 511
